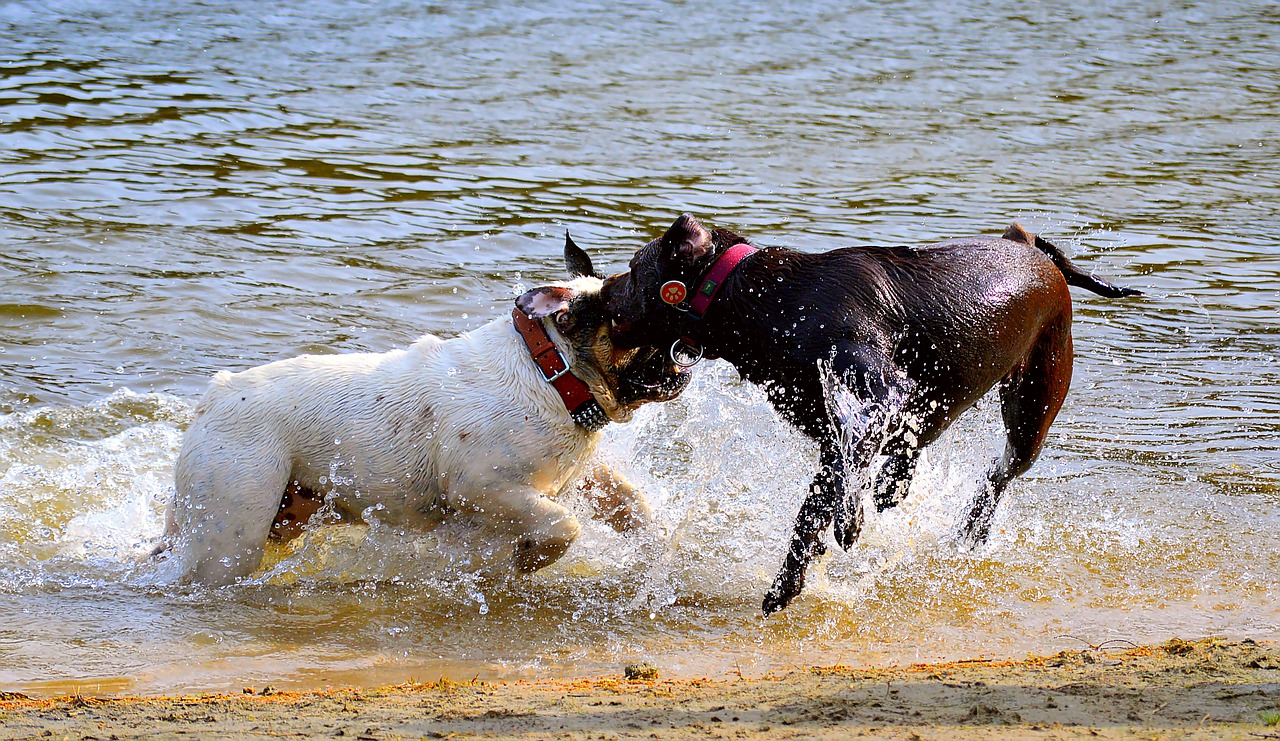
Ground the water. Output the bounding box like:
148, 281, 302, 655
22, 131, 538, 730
2, 0, 1278, 696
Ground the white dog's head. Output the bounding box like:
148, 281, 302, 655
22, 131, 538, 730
515, 238, 693, 424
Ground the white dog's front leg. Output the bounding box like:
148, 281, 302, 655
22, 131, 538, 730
453, 486, 582, 573
581, 464, 652, 533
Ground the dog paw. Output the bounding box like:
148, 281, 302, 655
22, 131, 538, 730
958, 498, 996, 548
603, 499, 653, 534
957, 523, 992, 550
833, 503, 863, 552
762, 566, 806, 616
514, 535, 573, 573
761, 587, 791, 617
513, 516, 582, 573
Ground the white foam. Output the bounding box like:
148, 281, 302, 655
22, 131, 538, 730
0, 389, 187, 588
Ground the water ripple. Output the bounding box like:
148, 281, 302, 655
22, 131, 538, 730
1, 0, 1278, 696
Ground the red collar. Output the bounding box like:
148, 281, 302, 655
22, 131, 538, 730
511, 308, 609, 431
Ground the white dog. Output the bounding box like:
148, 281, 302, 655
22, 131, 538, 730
157, 243, 689, 585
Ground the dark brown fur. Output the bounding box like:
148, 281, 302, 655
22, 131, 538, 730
271, 481, 325, 541
599, 214, 1141, 614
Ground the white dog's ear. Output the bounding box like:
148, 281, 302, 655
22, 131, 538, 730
564, 232, 599, 278
516, 286, 576, 326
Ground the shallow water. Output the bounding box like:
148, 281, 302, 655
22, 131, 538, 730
2, 0, 1278, 697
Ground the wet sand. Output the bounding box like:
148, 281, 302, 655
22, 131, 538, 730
3, 638, 1278, 740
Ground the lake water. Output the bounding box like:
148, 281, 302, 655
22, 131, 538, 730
1, 0, 1277, 697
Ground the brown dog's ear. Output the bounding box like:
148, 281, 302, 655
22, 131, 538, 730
564, 231, 599, 278
517, 286, 580, 332
660, 213, 712, 263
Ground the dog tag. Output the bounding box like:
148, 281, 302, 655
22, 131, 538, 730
659, 280, 687, 305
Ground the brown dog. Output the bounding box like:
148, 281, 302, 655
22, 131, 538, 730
598, 214, 1141, 614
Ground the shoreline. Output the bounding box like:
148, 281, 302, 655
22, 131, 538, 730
2, 638, 1278, 739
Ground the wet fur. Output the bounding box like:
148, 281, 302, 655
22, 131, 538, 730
158, 269, 688, 586
602, 214, 1141, 614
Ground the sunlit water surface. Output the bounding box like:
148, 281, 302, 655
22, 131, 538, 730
1, 0, 1278, 696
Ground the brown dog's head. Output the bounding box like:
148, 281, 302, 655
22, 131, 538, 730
600, 213, 749, 351
514, 237, 692, 424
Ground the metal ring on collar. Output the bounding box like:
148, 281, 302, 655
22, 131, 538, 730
669, 338, 705, 368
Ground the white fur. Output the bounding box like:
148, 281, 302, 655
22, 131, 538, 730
163, 283, 649, 585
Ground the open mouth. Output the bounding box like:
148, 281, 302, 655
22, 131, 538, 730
626, 368, 692, 393
622, 373, 692, 405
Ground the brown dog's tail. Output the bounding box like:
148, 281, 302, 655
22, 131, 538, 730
1003, 223, 1142, 298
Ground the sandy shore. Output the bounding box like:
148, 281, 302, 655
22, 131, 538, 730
2, 638, 1279, 740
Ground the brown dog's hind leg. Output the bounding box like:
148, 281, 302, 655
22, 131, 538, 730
270, 481, 324, 543
961, 316, 1074, 544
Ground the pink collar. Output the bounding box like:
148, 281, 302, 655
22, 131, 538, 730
665, 242, 758, 367
688, 242, 758, 319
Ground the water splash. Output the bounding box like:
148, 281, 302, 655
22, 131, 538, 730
1, 369, 1278, 696
0, 389, 187, 590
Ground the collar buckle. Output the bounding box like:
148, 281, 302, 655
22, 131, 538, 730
539, 349, 571, 382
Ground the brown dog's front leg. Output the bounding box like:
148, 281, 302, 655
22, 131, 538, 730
762, 447, 842, 616
822, 346, 910, 552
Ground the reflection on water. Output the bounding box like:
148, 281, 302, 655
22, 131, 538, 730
1, 0, 1278, 697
